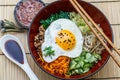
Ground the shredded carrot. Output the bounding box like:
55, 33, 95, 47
37, 55, 70, 77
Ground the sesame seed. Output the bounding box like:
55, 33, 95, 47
63, 40, 66, 43
68, 39, 71, 42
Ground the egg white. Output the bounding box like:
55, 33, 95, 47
41, 19, 83, 63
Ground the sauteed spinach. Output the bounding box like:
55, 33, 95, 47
40, 11, 70, 29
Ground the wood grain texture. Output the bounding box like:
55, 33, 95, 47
91, 2, 120, 25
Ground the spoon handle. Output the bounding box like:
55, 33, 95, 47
22, 63, 39, 80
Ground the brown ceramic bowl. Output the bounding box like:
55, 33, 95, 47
28, 0, 113, 80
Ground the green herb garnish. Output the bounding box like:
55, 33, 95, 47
40, 11, 70, 29
43, 46, 55, 59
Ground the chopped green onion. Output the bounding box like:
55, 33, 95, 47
0, 19, 25, 33
43, 46, 55, 59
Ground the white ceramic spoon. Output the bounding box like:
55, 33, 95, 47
0, 34, 39, 80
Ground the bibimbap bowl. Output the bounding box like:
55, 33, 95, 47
28, 0, 113, 80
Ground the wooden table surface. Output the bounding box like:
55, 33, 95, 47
0, 0, 120, 80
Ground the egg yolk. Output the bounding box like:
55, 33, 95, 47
56, 30, 76, 50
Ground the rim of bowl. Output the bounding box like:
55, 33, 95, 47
28, 0, 114, 80
14, 0, 45, 29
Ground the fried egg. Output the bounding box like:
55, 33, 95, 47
41, 19, 83, 63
